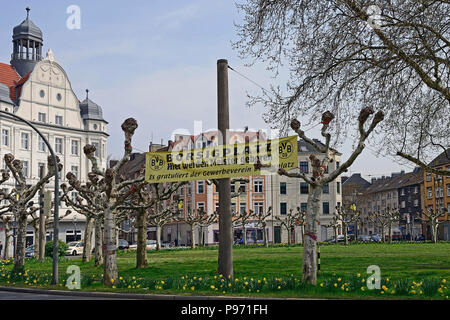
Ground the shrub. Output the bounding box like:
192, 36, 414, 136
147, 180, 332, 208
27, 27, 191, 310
45, 241, 68, 257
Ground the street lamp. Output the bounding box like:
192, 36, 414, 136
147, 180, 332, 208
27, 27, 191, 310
0, 110, 60, 284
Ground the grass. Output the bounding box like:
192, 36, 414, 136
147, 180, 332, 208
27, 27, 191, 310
0, 242, 449, 299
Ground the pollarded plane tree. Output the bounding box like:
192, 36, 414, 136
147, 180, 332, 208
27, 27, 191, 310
274, 208, 302, 246
117, 181, 185, 267
2, 154, 62, 272
197, 209, 218, 247
176, 208, 206, 249
274, 109, 383, 285
323, 210, 340, 245
368, 208, 401, 243
232, 209, 256, 245
253, 206, 272, 247
335, 206, 358, 245
418, 207, 449, 243
66, 118, 143, 285
62, 173, 106, 265
234, 0, 450, 176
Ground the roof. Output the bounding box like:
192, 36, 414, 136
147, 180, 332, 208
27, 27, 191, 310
342, 173, 371, 188
428, 149, 450, 168
0, 62, 20, 101
13, 16, 43, 42
395, 170, 423, 188
364, 170, 423, 194
0, 83, 13, 104
79, 98, 106, 122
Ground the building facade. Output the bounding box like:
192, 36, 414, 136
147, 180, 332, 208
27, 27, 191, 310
422, 149, 450, 241
0, 9, 108, 256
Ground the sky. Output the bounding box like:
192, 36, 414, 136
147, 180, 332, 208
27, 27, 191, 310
0, 0, 417, 181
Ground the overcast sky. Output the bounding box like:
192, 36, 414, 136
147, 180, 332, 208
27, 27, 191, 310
0, 0, 417, 181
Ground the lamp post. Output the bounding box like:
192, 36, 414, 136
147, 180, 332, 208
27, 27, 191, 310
0, 110, 60, 284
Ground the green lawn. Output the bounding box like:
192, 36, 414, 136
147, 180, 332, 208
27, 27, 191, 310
1, 242, 449, 299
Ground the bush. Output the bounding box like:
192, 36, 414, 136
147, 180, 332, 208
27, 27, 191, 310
45, 241, 68, 257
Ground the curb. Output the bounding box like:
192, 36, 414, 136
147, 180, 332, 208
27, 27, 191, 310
0, 286, 309, 300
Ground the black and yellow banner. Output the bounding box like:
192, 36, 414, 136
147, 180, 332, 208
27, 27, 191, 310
145, 136, 298, 183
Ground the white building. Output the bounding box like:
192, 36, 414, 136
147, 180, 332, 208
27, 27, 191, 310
0, 9, 108, 256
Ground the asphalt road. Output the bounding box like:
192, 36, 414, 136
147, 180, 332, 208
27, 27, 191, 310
0, 289, 118, 300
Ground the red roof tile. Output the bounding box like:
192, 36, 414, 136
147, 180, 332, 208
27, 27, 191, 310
0, 62, 24, 101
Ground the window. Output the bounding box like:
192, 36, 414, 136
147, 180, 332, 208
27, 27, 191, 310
447, 184, 450, 197
231, 202, 237, 213
337, 182, 340, 194
21, 132, 29, 149
38, 112, 46, 123
215, 202, 219, 212
93, 124, 98, 130
239, 182, 246, 193
322, 183, 329, 194
71, 191, 78, 204
254, 180, 263, 193
71, 140, 79, 155
324, 165, 329, 174
254, 202, 264, 214
38, 136, 46, 152
322, 202, 329, 214
38, 162, 45, 177
197, 181, 205, 194
56, 93, 62, 101
414, 186, 418, 194
280, 202, 287, 215
240, 203, 247, 214
197, 202, 205, 211
414, 199, 419, 207
55, 115, 63, 125
299, 161, 309, 173
280, 182, 287, 195
427, 187, 432, 199
71, 166, 79, 179
22, 160, 29, 177
426, 173, 432, 182
187, 184, 192, 195
336, 161, 340, 169
2, 129, 9, 146
55, 138, 63, 154
300, 182, 309, 194
231, 182, 235, 193
401, 201, 406, 208
400, 188, 405, 196
39, 90, 45, 98
300, 203, 307, 213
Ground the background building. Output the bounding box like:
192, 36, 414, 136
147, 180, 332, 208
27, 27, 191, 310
0, 9, 108, 256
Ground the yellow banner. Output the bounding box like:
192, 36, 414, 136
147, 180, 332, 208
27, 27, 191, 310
145, 136, 298, 183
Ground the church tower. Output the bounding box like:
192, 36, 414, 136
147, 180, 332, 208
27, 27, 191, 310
10, 7, 43, 77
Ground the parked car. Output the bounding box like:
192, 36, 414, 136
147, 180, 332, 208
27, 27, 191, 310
415, 234, 426, 241
326, 235, 345, 243
66, 241, 84, 256
118, 239, 129, 250
146, 240, 157, 250
161, 241, 172, 248
25, 245, 35, 257
370, 234, 382, 242
234, 238, 244, 245
358, 235, 372, 242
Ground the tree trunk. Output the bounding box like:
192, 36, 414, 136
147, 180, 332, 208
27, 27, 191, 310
38, 210, 46, 261
82, 216, 94, 262
287, 226, 291, 246
344, 223, 348, 245
243, 225, 247, 245
432, 222, 438, 243
136, 209, 147, 268
199, 225, 205, 247
302, 186, 321, 285
34, 223, 40, 258
263, 224, 268, 247
13, 213, 27, 272
156, 224, 162, 251
381, 226, 386, 243
2, 223, 11, 260
190, 224, 196, 249
94, 217, 103, 267
103, 207, 118, 286
334, 226, 338, 245
388, 224, 393, 244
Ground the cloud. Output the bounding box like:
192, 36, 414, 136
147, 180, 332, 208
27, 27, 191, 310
154, 4, 200, 30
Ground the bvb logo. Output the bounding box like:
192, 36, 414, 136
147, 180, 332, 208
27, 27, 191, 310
149, 155, 164, 171
279, 140, 293, 159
